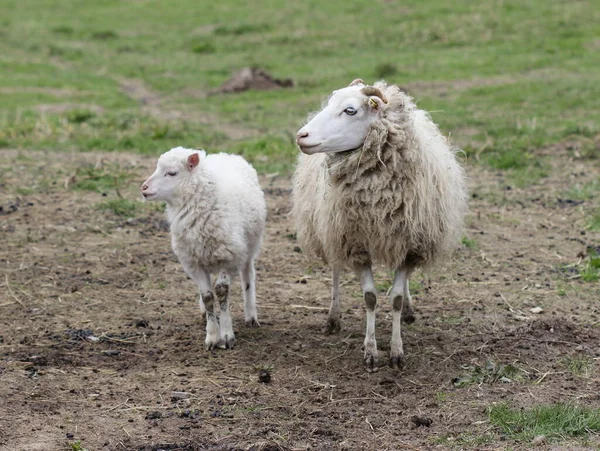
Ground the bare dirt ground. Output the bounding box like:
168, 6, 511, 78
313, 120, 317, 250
1, 148, 599, 451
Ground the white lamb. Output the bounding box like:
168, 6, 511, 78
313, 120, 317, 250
292, 79, 468, 370
141, 147, 266, 350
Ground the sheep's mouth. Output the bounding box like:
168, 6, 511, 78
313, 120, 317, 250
142, 192, 157, 200
298, 143, 322, 154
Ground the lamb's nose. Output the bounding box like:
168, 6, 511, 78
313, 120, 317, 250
141, 183, 148, 191
296, 131, 309, 143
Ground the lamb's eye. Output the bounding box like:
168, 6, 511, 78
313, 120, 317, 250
344, 107, 357, 116
166, 171, 177, 177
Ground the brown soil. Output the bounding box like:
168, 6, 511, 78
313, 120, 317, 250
1, 148, 599, 451
213, 68, 294, 94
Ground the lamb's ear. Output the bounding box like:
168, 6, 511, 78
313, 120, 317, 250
186, 153, 200, 171
349, 78, 364, 87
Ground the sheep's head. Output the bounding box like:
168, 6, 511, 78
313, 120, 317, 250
141, 147, 202, 202
296, 81, 388, 155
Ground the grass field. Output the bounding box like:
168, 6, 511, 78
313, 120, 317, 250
1, 0, 599, 174
1, 1, 600, 450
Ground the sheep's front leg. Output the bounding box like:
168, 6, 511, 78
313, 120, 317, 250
401, 270, 415, 324
326, 267, 341, 334
240, 259, 259, 327
357, 265, 378, 371
188, 267, 219, 350
215, 271, 235, 349
389, 268, 411, 369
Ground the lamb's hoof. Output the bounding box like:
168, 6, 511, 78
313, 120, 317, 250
245, 318, 260, 328
219, 334, 236, 349
325, 317, 341, 335
390, 352, 405, 370
364, 350, 379, 372
402, 312, 415, 324
205, 337, 220, 351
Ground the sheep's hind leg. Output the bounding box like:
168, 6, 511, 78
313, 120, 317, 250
215, 271, 235, 349
389, 268, 411, 369
188, 267, 219, 350
240, 259, 259, 327
325, 267, 341, 334
357, 265, 378, 371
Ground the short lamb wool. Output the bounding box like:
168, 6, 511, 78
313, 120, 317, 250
292, 79, 468, 370
142, 147, 266, 350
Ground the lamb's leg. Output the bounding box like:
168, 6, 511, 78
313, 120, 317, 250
357, 265, 378, 371
326, 267, 341, 334
215, 271, 235, 349
188, 267, 219, 350
240, 259, 259, 327
389, 268, 410, 369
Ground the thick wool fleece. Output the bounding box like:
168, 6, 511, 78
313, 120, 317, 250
292, 81, 468, 270
165, 149, 266, 274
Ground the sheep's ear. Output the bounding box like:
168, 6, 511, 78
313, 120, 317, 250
186, 153, 200, 171
367, 96, 385, 112
349, 78, 364, 87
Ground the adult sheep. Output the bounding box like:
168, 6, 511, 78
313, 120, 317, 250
292, 79, 468, 370
141, 147, 266, 350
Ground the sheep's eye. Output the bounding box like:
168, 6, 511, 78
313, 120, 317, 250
344, 107, 357, 116
166, 171, 177, 177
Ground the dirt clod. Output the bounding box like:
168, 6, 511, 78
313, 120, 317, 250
213, 67, 294, 94
258, 369, 271, 384
135, 319, 149, 328
411, 415, 433, 428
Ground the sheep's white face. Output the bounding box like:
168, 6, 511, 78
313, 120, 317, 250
296, 85, 386, 154
141, 148, 200, 202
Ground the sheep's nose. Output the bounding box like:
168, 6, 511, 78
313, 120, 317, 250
141, 183, 148, 191
296, 131, 309, 144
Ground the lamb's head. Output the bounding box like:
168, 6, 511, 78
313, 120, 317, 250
296, 80, 388, 155
141, 147, 203, 202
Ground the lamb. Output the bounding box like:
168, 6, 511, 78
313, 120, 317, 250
141, 147, 267, 350
291, 79, 468, 370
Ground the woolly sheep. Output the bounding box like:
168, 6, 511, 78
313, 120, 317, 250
141, 147, 267, 350
292, 79, 468, 370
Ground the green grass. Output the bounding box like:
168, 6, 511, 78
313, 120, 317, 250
563, 248, 600, 283
434, 432, 495, 448
69, 441, 89, 451
489, 403, 600, 443
558, 354, 595, 378
71, 164, 134, 194
96, 199, 141, 217
461, 236, 477, 249
1, 0, 598, 174
452, 359, 523, 387
586, 211, 600, 232
563, 179, 600, 201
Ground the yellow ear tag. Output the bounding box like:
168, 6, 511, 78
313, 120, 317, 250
369, 98, 378, 109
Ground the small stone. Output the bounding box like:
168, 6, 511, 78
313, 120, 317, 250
532, 435, 546, 446
530, 307, 544, 314
171, 391, 191, 400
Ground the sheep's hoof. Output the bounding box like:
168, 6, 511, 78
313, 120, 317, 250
364, 350, 379, 372
389, 352, 405, 370
215, 282, 229, 300
325, 317, 341, 335
402, 312, 415, 324
245, 318, 260, 328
